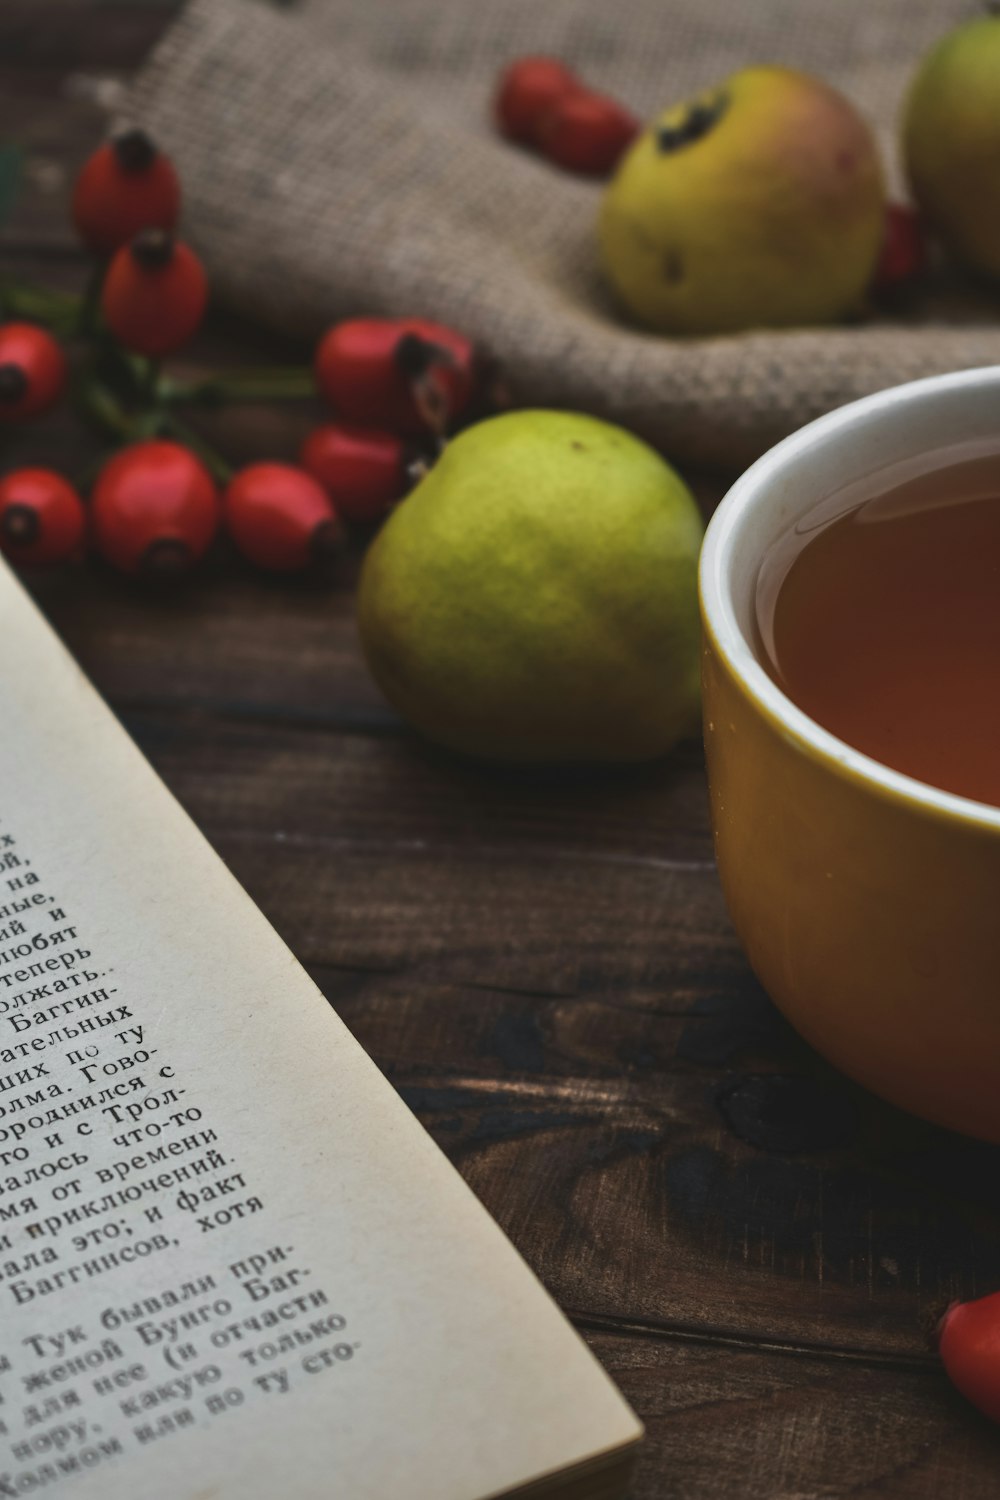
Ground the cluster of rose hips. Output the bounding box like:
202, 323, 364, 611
494, 55, 927, 294
0, 129, 491, 577
494, 57, 639, 177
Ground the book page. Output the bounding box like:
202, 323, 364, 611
0, 560, 641, 1500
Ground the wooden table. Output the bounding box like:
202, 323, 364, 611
6, 8, 1000, 1496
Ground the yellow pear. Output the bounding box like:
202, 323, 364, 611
357, 410, 704, 763
599, 66, 885, 336
904, 14, 1000, 277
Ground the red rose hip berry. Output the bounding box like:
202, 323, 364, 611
938, 1292, 1000, 1424
300, 424, 414, 524
224, 463, 344, 572
92, 440, 219, 575
872, 203, 927, 293
0, 324, 67, 423
101, 230, 208, 358
537, 91, 639, 176
495, 57, 580, 144
72, 127, 181, 256
0, 470, 85, 566
315, 317, 475, 437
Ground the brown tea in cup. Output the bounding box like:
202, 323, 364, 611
754, 451, 1000, 808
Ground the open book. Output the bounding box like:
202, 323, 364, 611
0, 558, 641, 1500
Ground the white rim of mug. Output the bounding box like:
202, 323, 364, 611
699, 365, 1000, 833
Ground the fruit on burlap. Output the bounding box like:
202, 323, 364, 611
598, 66, 885, 336
903, 14, 1000, 278
357, 410, 704, 763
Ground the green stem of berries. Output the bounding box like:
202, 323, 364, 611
0, 276, 80, 337
161, 368, 318, 405
4, 267, 317, 434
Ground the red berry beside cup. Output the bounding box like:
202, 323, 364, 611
938, 1292, 1000, 1425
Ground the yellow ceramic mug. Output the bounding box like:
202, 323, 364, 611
700, 368, 1000, 1143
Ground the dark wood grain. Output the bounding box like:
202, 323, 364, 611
0, 3, 175, 72
589, 1327, 1000, 1499
114, 707, 1000, 1362
6, 15, 1000, 1498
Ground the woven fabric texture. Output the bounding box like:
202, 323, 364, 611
128, 0, 996, 467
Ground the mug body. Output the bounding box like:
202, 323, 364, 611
700, 368, 1000, 1141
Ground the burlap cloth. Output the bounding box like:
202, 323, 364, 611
127, 0, 998, 469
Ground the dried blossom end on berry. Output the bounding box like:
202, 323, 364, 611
140, 538, 195, 578
394, 333, 451, 378
0, 470, 85, 567
0, 365, 28, 405
0, 326, 67, 422
131, 229, 176, 270
112, 127, 158, 174
309, 517, 346, 566
0, 503, 40, 548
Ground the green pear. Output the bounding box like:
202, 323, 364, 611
904, 14, 1000, 277
599, 66, 885, 336
357, 410, 704, 763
